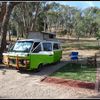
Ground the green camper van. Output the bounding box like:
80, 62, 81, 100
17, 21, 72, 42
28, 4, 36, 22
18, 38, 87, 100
3, 39, 62, 71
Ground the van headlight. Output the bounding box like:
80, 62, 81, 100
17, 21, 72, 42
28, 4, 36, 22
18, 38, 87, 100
23, 60, 30, 65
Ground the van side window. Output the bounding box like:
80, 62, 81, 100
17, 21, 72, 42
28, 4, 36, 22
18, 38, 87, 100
31, 42, 40, 52
33, 44, 41, 53
49, 34, 54, 39
43, 43, 52, 51
33, 42, 40, 48
53, 43, 60, 50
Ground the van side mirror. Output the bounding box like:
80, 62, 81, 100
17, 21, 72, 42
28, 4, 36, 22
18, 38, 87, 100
7, 43, 14, 52
5, 43, 10, 52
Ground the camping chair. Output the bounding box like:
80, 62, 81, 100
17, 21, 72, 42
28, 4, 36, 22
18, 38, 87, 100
69, 52, 79, 63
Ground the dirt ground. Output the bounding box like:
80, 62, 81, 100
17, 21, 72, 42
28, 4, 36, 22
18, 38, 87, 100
0, 49, 99, 99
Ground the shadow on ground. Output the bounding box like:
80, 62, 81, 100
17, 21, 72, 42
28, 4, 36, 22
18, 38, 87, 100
0, 61, 68, 77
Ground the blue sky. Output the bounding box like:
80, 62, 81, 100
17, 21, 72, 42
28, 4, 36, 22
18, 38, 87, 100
48, 1, 100, 9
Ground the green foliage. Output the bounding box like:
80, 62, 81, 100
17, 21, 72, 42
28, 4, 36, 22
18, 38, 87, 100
36, 12, 45, 31
96, 32, 100, 40
60, 29, 67, 35
9, 2, 48, 38
7, 2, 100, 39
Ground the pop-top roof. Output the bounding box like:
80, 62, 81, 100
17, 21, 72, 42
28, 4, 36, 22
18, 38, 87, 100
41, 31, 56, 35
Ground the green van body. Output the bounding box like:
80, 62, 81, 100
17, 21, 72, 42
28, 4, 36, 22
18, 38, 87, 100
29, 50, 62, 70
3, 39, 62, 71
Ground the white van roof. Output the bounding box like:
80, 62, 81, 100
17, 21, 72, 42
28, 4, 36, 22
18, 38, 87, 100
17, 39, 42, 42
17, 39, 60, 43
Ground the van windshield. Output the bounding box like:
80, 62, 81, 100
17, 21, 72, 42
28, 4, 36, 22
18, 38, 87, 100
10, 41, 33, 53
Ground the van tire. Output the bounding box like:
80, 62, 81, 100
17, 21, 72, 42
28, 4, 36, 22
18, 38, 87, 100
35, 64, 43, 72
58, 60, 61, 63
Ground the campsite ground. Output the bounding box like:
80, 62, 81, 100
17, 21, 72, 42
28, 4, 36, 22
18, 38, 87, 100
0, 60, 98, 99
0, 37, 100, 99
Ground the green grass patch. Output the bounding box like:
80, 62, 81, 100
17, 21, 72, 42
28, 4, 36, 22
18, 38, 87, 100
50, 63, 96, 82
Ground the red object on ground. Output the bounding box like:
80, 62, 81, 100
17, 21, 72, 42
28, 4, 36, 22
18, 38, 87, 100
41, 77, 95, 90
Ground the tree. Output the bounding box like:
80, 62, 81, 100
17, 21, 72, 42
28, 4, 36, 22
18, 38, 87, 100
0, 2, 6, 32
9, 2, 48, 39
0, 2, 20, 62
83, 7, 100, 37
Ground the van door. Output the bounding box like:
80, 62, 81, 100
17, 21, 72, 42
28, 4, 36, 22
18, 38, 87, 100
53, 43, 62, 62
30, 42, 53, 70
40, 42, 54, 64
30, 42, 42, 69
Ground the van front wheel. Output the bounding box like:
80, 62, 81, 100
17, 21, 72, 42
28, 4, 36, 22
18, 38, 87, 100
35, 64, 43, 72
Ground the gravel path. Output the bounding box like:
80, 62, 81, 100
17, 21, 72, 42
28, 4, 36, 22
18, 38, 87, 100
0, 58, 99, 99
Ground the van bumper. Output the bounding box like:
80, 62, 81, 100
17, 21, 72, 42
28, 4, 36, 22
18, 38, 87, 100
3, 55, 30, 70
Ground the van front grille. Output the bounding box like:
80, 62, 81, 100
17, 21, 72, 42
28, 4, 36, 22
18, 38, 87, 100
8, 58, 30, 68
9, 59, 16, 64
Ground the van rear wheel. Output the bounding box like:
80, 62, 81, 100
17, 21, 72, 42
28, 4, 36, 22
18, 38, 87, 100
56, 59, 61, 63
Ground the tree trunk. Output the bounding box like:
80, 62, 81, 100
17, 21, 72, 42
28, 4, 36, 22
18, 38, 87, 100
0, 2, 19, 63
31, 2, 40, 31
0, 2, 6, 32
8, 29, 11, 41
